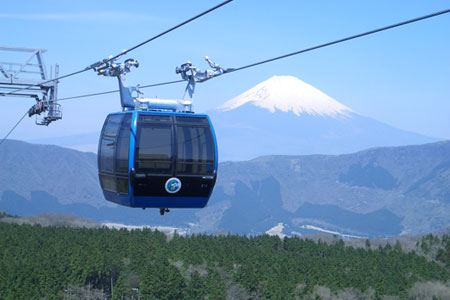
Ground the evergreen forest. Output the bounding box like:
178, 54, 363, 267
1, 220, 450, 300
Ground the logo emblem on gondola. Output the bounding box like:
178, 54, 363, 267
165, 177, 182, 194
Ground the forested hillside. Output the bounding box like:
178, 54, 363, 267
1, 221, 450, 300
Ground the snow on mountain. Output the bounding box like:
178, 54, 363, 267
219, 75, 353, 117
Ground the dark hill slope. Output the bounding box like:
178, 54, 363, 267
216, 140, 450, 235
0, 140, 103, 207
1, 139, 449, 237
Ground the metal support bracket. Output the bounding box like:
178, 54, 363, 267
176, 56, 229, 100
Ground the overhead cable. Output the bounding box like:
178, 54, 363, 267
0, 0, 234, 98
56, 7, 450, 102
227, 7, 450, 73
0, 111, 28, 146
57, 80, 185, 102
105, 0, 233, 63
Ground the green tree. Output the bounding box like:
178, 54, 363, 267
184, 271, 205, 300
139, 259, 185, 300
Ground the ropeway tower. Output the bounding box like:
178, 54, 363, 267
0, 46, 61, 126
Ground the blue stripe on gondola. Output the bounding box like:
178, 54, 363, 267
129, 111, 138, 206
207, 114, 219, 177
102, 190, 208, 208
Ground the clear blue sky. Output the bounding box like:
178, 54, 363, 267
1, 0, 449, 141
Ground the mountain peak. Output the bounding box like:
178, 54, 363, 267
218, 75, 353, 117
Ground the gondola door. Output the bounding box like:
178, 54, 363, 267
132, 114, 175, 204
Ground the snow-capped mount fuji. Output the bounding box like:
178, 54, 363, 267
219, 75, 353, 117
208, 76, 436, 161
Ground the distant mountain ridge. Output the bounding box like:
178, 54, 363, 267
1, 139, 449, 237
27, 131, 100, 153
0, 140, 103, 207
208, 75, 436, 161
